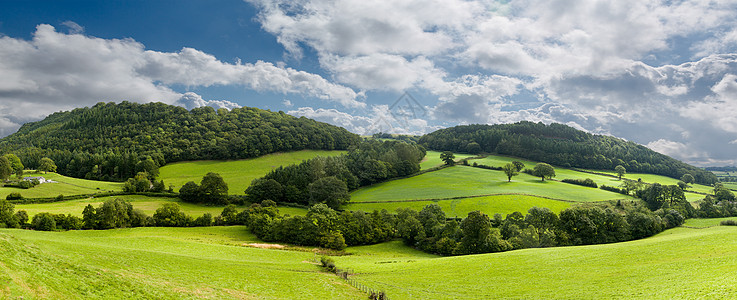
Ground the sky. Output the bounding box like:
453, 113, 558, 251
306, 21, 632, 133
1, 0, 737, 166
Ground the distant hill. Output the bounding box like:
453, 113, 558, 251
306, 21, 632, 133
0, 102, 359, 181
419, 122, 717, 185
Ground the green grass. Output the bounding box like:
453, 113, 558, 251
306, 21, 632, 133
351, 165, 633, 203
14, 195, 307, 218
0, 172, 124, 199
682, 217, 737, 228
158, 150, 345, 194
420, 151, 476, 170
723, 182, 737, 191
0, 227, 363, 299
345, 194, 572, 218
337, 226, 737, 299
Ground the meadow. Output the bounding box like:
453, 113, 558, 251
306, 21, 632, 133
0, 172, 124, 199
14, 195, 307, 218
158, 150, 345, 194
350, 165, 634, 203
337, 226, 737, 299
420, 151, 476, 170
344, 194, 572, 218
0, 227, 363, 299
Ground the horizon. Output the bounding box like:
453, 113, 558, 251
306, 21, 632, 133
1, 0, 737, 166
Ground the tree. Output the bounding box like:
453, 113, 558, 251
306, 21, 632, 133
245, 178, 283, 202
38, 157, 57, 174
32, 212, 56, 231
0, 199, 19, 228
3, 154, 23, 177
308, 176, 350, 209
681, 174, 694, 185
0, 156, 12, 181
532, 163, 555, 181
153, 203, 189, 227
502, 163, 519, 182
466, 142, 481, 154
440, 151, 456, 166
200, 172, 229, 204
615, 165, 626, 180
179, 181, 201, 203
512, 161, 525, 172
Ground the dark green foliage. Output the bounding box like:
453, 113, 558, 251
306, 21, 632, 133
720, 220, 737, 226
615, 165, 626, 179
178, 181, 201, 203
38, 157, 57, 173
320, 256, 336, 272
502, 163, 518, 182
3, 154, 24, 177
220, 204, 240, 225
194, 213, 213, 227
561, 178, 598, 188
0, 156, 12, 181
532, 163, 555, 181
123, 172, 153, 193
6, 192, 22, 200
248, 140, 424, 206
0, 199, 19, 228
419, 122, 717, 185
15, 210, 28, 226
153, 203, 191, 227
440, 151, 455, 166
96, 198, 134, 229
32, 212, 56, 231
0, 102, 359, 181
512, 161, 525, 172
199, 172, 229, 204
308, 176, 349, 209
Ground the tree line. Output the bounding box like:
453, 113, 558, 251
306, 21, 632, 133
0, 101, 360, 181
419, 122, 717, 185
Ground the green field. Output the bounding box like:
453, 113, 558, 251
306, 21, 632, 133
351, 165, 634, 204
14, 195, 307, 218
337, 226, 737, 299
420, 151, 476, 170
0, 172, 124, 199
0, 227, 363, 299
345, 194, 572, 218
158, 150, 345, 194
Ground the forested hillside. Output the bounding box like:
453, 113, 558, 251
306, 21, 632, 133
419, 122, 716, 185
0, 102, 359, 181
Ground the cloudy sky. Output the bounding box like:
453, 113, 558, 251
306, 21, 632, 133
1, 0, 737, 166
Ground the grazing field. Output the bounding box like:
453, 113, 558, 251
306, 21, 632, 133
682, 217, 737, 228
337, 226, 737, 299
158, 150, 345, 194
351, 165, 634, 203
0, 227, 363, 299
724, 182, 737, 191
420, 151, 476, 170
344, 194, 572, 218
0, 172, 124, 199
14, 195, 307, 218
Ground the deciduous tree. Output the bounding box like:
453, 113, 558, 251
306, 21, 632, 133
502, 163, 518, 182
532, 163, 555, 181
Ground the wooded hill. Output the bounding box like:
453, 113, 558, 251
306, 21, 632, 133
419, 122, 717, 185
0, 102, 359, 181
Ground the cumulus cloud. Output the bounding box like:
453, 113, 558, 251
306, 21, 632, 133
176, 92, 241, 110
0, 24, 363, 136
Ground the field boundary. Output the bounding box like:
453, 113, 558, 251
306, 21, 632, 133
351, 193, 626, 204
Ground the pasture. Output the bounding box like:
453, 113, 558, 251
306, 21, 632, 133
344, 194, 572, 218
158, 150, 345, 194
420, 151, 476, 170
337, 226, 737, 299
13, 195, 308, 218
351, 165, 634, 203
0, 172, 124, 199
0, 227, 363, 299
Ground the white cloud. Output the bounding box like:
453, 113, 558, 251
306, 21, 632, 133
282, 99, 293, 107
646, 139, 706, 160
175, 92, 241, 110
61, 21, 84, 34
0, 24, 363, 136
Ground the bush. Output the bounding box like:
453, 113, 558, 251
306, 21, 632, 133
721, 220, 737, 226
320, 256, 336, 272
600, 185, 627, 195
32, 212, 56, 231
6, 192, 22, 200
561, 178, 598, 188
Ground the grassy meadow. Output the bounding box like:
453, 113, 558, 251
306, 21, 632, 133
0, 172, 124, 199
337, 226, 737, 299
0, 227, 363, 299
14, 195, 307, 218
158, 150, 345, 194
345, 194, 572, 218
420, 151, 476, 170
351, 165, 634, 203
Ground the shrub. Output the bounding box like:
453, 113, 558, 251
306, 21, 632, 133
6, 192, 22, 200
32, 212, 56, 231
721, 220, 737, 226
600, 185, 627, 195
320, 256, 336, 272
561, 178, 598, 188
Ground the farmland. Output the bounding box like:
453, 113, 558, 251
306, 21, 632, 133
0, 172, 124, 199
158, 150, 345, 194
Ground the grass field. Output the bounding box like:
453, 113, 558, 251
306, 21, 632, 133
351, 165, 634, 204
0, 227, 363, 299
344, 194, 572, 218
0, 172, 124, 199
14, 195, 308, 218
420, 151, 476, 170
337, 226, 737, 299
158, 150, 345, 194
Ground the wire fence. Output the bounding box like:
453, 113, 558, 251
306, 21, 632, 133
313, 254, 389, 300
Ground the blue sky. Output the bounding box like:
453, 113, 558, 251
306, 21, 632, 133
1, 0, 737, 166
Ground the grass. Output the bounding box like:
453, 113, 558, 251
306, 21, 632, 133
337, 226, 737, 299
420, 151, 476, 170
344, 194, 572, 218
351, 165, 634, 203
0, 172, 124, 199
158, 150, 345, 194
682, 217, 737, 228
0, 227, 363, 299
14, 195, 307, 218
